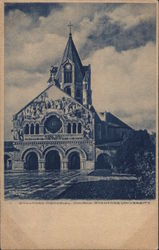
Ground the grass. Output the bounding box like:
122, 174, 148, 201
57, 179, 138, 199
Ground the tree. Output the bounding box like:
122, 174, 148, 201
114, 129, 155, 174
114, 129, 156, 199
135, 152, 156, 198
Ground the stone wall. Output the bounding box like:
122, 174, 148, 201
8, 139, 95, 171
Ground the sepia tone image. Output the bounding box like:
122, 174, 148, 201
4, 2, 157, 200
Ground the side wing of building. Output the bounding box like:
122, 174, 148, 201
91, 106, 133, 146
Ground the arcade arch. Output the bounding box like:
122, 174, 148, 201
68, 151, 80, 170
22, 148, 42, 170
45, 150, 61, 170
95, 153, 111, 170
25, 152, 38, 170
43, 146, 65, 171
66, 147, 87, 170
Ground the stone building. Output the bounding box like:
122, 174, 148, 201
4, 31, 132, 171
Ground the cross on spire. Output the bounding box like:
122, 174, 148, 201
68, 22, 73, 36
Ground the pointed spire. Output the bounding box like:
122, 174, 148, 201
62, 22, 82, 67
61, 34, 82, 68
56, 27, 83, 81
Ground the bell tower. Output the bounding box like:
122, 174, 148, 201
82, 65, 92, 108
51, 23, 92, 107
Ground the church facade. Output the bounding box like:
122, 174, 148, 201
4, 32, 132, 171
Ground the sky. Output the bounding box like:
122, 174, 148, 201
4, 3, 156, 140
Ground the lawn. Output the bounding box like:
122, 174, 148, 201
57, 179, 138, 199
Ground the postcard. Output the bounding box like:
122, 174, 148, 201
0, 0, 158, 249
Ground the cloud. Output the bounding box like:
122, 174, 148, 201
5, 69, 48, 87
5, 3, 62, 17
4, 3, 156, 139
85, 15, 156, 56
4, 81, 45, 139
84, 42, 156, 131
5, 3, 156, 64
107, 3, 156, 29
5, 33, 66, 74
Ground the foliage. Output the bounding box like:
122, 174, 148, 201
150, 132, 156, 145
135, 152, 156, 198
114, 129, 155, 174
113, 129, 156, 199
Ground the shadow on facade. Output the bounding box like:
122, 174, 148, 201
24, 152, 38, 170
45, 150, 60, 171
95, 153, 111, 170
68, 152, 80, 170
4, 154, 12, 170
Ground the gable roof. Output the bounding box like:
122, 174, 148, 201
14, 82, 92, 117
14, 84, 53, 116
91, 106, 132, 129
105, 112, 132, 129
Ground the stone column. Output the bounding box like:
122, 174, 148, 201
72, 65, 75, 98
71, 123, 73, 134
81, 160, 85, 170
12, 160, 24, 171
39, 125, 44, 134
39, 159, 45, 171
61, 160, 68, 171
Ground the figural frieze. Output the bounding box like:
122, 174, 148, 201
12, 91, 93, 140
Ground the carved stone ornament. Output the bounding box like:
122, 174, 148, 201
12, 93, 93, 140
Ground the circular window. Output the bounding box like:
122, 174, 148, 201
44, 115, 62, 133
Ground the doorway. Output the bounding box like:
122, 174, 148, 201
45, 150, 61, 171
25, 152, 38, 170
68, 152, 80, 170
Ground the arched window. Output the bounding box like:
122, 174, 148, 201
73, 123, 76, 134
24, 124, 29, 134
35, 123, 39, 134
64, 86, 71, 96
30, 124, 34, 134
76, 89, 81, 97
78, 123, 82, 134
67, 123, 71, 134
76, 89, 81, 102
64, 63, 72, 83
97, 124, 101, 139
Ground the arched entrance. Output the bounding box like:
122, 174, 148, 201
68, 152, 80, 170
25, 152, 38, 170
45, 150, 60, 171
4, 154, 12, 170
96, 154, 111, 170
